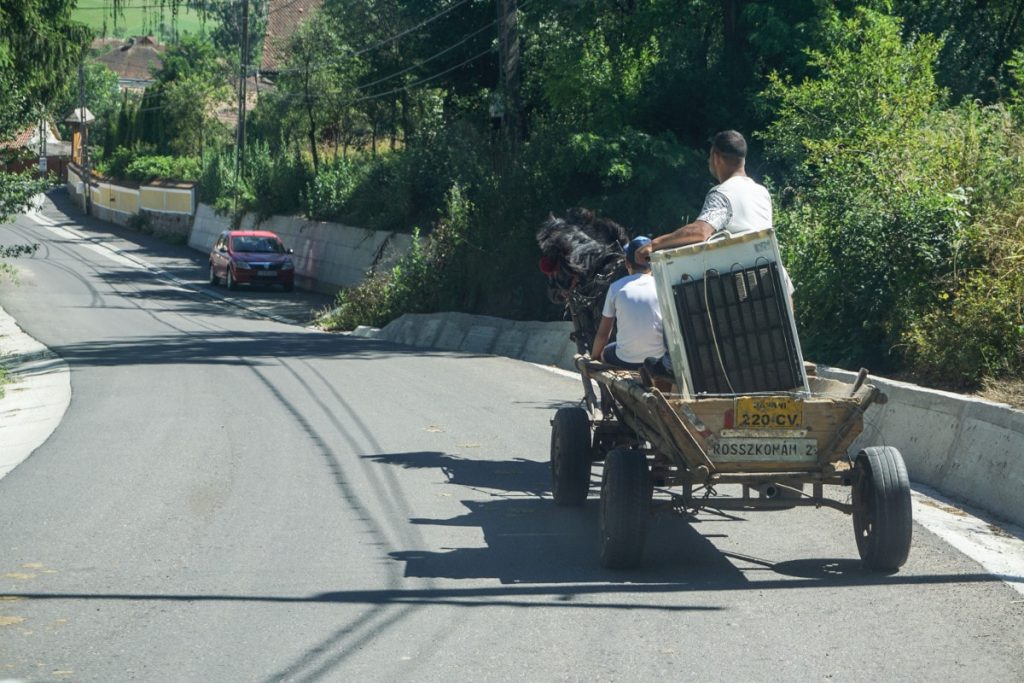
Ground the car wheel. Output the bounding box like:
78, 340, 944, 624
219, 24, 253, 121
226, 268, 237, 291
283, 281, 294, 292
208, 263, 219, 285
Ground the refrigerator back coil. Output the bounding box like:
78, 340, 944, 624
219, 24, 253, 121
671, 262, 803, 395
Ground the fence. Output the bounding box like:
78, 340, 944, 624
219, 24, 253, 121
67, 163, 197, 241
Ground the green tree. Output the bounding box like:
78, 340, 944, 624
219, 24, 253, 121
762, 9, 961, 370
277, 10, 363, 173
163, 74, 231, 156
54, 62, 121, 152
1, 0, 90, 219
195, 0, 268, 67
136, 35, 231, 156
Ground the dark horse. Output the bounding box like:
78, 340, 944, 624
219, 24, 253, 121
536, 208, 630, 355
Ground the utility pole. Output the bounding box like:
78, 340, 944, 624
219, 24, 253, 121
39, 108, 47, 177
236, 0, 250, 180
78, 60, 91, 212
496, 0, 521, 147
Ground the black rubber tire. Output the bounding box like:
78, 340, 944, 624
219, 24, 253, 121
853, 446, 913, 572
208, 264, 219, 285
283, 282, 294, 292
599, 448, 650, 569
550, 407, 592, 506
226, 268, 237, 291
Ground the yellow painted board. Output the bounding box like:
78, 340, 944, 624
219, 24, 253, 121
116, 189, 138, 213
165, 191, 192, 213
140, 188, 164, 211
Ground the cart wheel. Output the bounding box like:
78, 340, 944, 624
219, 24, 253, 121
852, 446, 913, 572
599, 448, 650, 569
550, 407, 592, 506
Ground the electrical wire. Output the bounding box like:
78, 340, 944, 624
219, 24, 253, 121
269, 16, 497, 102
349, 0, 473, 59
100, 0, 521, 117
258, 0, 491, 75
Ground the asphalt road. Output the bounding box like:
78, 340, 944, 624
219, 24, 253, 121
1, 195, 1022, 682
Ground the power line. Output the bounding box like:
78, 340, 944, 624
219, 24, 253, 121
258, 0, 477, 75
274, 43, 496, 104
106, 1, 518, 118
355, 18, 496, 92
349, 0, 473, 59
351, 45, 495, 105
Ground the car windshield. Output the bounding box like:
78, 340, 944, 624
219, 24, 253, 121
231, 236, 285, 253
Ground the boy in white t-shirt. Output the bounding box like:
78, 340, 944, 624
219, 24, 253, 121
591, 237, 666, 369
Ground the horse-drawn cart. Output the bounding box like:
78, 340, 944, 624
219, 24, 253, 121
546, 227, 913, 571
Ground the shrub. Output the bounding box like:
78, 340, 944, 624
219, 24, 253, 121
243, 141, 310, 219
320, 184, 471, 330
761, 9, 964, 371
903, 271, 1024, 388
305, 156, 367, 222
124, 155, 201, 182
98, 147, 200, 182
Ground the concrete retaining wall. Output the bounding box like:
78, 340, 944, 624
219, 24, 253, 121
817, 366, 1024, 528
359, 311, 1024, 527
189, 203, 413, 294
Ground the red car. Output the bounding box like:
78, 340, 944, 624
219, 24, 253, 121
208, 230, 295, 292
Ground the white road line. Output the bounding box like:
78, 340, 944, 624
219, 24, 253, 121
911, 485, 1024, 596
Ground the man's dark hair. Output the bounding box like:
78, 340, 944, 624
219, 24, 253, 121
711, 130, 747, 160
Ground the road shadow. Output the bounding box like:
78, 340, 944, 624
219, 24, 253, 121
393, 497, 740, 585
46, 330, 490, 367
366, 450, 741, 584
361, 451, 551, 497
365, 450, 1024, 590
36, 192, 335, 318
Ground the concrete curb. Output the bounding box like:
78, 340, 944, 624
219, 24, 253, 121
361, 312, 1024, 528
0, 305, 72, 481
352, 312, 579, 369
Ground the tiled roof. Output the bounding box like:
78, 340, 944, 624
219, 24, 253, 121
94, 35, 166, 82
0, 121, 62, 151
260, 0, 324, 74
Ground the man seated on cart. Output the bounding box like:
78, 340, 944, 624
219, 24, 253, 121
650, 129, 794, 299
651, 130, 771, 249
590, 236, 667, 370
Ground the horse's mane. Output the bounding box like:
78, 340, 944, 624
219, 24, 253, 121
536, 207, 629, 300
536, 208, 631, 353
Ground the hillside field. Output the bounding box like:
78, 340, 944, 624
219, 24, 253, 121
73, 2, 212, 41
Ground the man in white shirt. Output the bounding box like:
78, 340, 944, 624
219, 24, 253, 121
591, 236, 666, 369
650, 129, 792, 296
651, 130, 772, 249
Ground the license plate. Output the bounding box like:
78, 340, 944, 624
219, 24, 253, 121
734, 396, 803, 429
710, 438, 817, 462
256, 271, 278, 277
